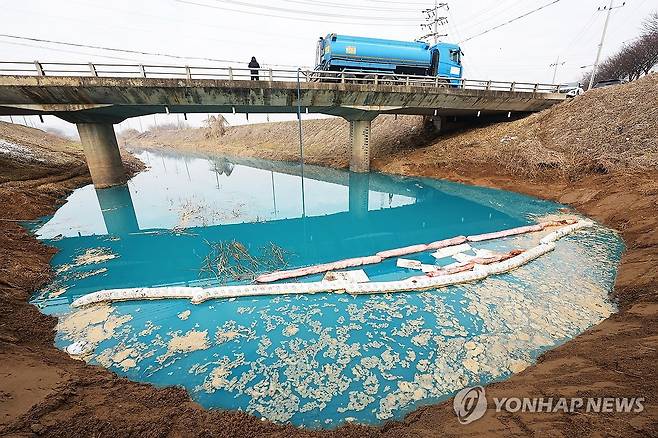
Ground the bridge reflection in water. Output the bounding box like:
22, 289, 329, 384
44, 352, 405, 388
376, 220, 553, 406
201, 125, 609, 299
36, 151, 540, 307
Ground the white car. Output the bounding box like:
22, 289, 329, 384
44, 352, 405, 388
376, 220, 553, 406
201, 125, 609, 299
558, 85, 584, 98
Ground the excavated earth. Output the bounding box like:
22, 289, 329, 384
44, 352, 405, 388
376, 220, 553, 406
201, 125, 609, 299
1, 75, 657, 437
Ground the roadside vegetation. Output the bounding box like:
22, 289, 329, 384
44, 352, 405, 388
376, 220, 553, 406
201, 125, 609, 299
582, 11, 658, 85
378, 74, 658, 182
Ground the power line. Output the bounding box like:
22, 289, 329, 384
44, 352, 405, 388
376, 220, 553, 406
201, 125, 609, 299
205, 0, 421, 21
0, 40, 143, 62
67, 0, 302, 42
459, 0, 563, 43
278, 0, 422, 13
0, 33, 302, 67
324, 0, 436, 5
456, 0, 526, 34
175, 0, 418, 27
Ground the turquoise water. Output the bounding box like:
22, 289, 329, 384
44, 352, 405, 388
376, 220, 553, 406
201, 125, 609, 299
31, 149, 623, 428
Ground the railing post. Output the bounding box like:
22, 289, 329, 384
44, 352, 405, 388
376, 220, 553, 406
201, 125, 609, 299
435, 77, 439, 87
185, 65, 192, 80
341, 72, 345, 84
406, 75, 410, 86
228, 66, 233, 81
510, 82, 515, 92
486, 80, 491, 90
269, 68, 273, 83
34, 61, 45, 76
139, 64, 147, 78
533, 83, 539, 94
88, 62, 98, 77
374, 74, 378, 85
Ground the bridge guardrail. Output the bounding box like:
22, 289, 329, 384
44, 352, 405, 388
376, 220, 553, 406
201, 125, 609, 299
0, 61, 563, 94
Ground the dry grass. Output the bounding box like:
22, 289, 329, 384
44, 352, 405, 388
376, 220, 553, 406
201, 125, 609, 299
385, 74, 658, 181
199, 240, 292, 283
121, 115, 434, 169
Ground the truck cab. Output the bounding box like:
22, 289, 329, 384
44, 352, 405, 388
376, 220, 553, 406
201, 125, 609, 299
430, 42, 463, 85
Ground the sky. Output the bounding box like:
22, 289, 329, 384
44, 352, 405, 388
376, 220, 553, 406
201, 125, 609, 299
0, 0, 655, 136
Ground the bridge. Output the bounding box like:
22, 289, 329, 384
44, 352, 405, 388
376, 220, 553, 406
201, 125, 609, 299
0, 61, 567, 187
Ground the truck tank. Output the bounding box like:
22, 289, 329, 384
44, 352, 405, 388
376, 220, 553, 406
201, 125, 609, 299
316, 34, 433, 75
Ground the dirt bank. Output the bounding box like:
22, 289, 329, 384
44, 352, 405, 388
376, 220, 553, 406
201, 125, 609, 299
1, 75, 657, 437
120, 115, 435, 168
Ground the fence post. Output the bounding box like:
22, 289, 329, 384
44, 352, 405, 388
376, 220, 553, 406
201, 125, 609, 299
533, 83, 539, 94
228, 66, 233, 81
139, 64, 147, 78
486, 80, 491, 90
341, 72, 345, 84
269, 68, 273, 83
185, 65, 192, 80
406, 75, 410, 86
34, 61, 45, 76
88, 62, 98, 77
374, 74, 378, 85
510, 82, 515, 92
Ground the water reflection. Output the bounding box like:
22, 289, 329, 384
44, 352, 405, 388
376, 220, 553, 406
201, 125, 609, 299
34, 149, 556, 304
96, 185, 140, 235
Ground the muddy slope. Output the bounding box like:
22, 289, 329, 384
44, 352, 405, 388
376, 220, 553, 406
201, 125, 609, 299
1, 75, 657, 437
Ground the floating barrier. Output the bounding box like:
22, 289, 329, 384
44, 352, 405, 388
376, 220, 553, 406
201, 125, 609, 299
255, 255, 382, 283
427, 235, 468, 250
255, 220, 575, 284
540, 220, 594, 244
466, 224, 545, 242
71, 220, 593, 308
376, 244, 429, 259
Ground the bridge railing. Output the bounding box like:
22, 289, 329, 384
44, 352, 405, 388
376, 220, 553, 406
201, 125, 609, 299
0, 61, 563, 94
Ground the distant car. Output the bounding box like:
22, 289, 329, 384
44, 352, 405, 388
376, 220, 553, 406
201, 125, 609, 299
558, 84, 584, 98
592, 79, 625, 89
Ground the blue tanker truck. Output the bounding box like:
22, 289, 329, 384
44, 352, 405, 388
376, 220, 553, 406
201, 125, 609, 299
315, 34, 463, 85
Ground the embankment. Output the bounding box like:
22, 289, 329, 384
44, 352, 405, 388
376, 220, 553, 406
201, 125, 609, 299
121, 115, 434, 168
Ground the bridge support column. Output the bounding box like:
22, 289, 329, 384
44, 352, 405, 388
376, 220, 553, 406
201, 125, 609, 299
348, 172, 370, 219
348, 118, 376, 173
76, 123, 126, 188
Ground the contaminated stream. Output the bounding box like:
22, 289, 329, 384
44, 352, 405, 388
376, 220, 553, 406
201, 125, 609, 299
29, 148, 623, 428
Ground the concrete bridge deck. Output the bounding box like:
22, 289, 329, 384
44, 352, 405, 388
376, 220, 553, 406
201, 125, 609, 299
0, 61, 567, 186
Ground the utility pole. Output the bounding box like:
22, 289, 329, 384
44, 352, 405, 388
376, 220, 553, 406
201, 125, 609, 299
588, 0, 625, 90
421, 1, 449, 43
550, 56, 566, 83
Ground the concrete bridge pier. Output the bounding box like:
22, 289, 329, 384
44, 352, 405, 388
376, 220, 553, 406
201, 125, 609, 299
76, 123, 126, 188
345, 113, 378, 173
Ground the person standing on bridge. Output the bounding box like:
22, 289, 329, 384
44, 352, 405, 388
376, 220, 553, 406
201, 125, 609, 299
248, 56, 260, 80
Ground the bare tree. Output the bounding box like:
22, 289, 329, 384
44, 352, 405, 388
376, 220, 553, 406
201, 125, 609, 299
581, 11, 658, 85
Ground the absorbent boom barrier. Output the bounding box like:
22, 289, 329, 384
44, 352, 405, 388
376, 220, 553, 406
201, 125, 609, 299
71, 219, 592, 308
254, 219, 577, 283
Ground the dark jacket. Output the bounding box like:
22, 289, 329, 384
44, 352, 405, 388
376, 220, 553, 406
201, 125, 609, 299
248, 59, 260, 69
